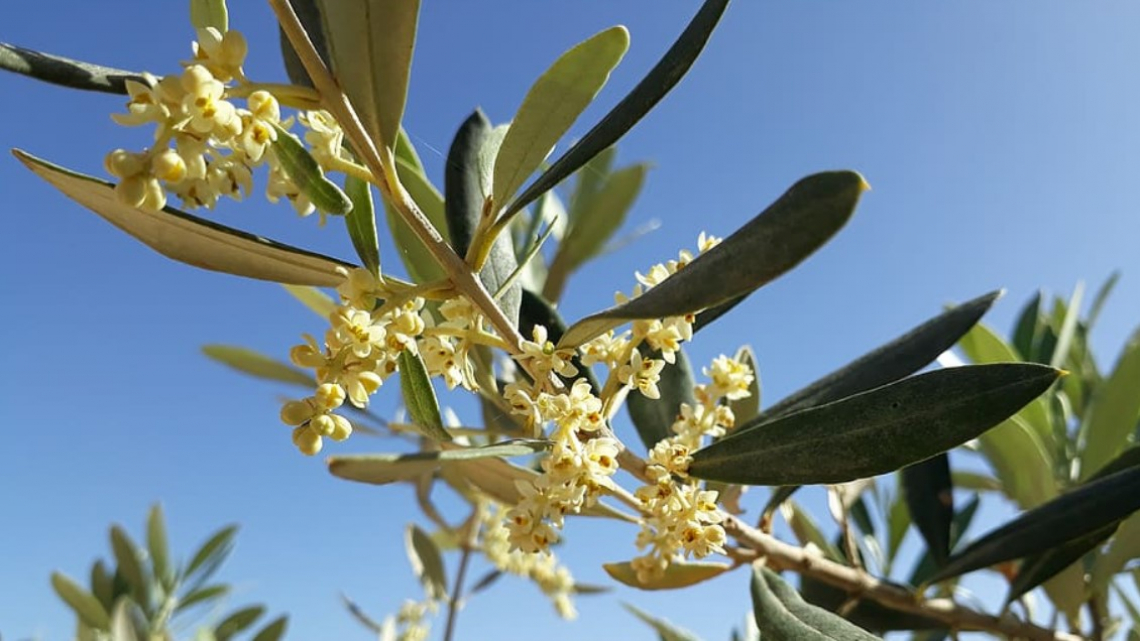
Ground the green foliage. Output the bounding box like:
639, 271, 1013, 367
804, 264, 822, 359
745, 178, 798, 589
51, 505, 285, 641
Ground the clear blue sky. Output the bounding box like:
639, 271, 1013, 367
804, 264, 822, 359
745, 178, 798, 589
2, 2, 1138, 639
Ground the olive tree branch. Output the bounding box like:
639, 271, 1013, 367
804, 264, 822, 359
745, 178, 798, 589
723, 515, 1084, 641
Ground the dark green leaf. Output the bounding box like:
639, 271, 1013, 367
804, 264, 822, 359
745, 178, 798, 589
406, 524, 448, 601
909, 494, 979, 586
1011, 291, 1042, 361
269, 122, 352, 215
690, 364, 1061, 486
146, 504, 172, 589
902, 453, 953, 566
398, 349, 451, 442
750, 566, 881, 640
185, 525, 239, 584
761, 291, 1001, 422
929, 466, 1140, 584
14, 150, 354, 286
328, 440, 549, 485
623, 603, 705, 641
799, 575, 943, 633
445, 110, 493, 258
251, 616, 289, 641
504, 0, 731, 219
627, 346, 696, 450
277, 0, 328, 88
110, 526, 149, 609
0, 42, 143, 94
51, 572, 110, 629
215, 605, 265, 640
202, 345, 315, 388
344, 174, 380, 276
560, 171, 867, 347
494, 26, 630, 211
1007, 522, 1116, 603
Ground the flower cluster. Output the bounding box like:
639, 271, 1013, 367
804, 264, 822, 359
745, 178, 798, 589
105, 26, 343, 220
381, 599, 433, 641
627, 351, 754, 582
501, 327, 619, 553
482, 505, 578, 619
281, 268, 489, 454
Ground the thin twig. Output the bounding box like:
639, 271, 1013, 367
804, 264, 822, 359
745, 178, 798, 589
443, 541, 475, 641
723, 515, 1084, 641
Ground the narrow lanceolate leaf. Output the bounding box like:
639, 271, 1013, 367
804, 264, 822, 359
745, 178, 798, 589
798, 575, 944, 633
177, 584, 231, 612
1012, 291, 1043, 360
277, 0, 328, 88
110, 526, 149, 606
750, 566, 880, 641
51, 573, 110, 629
14, 150, 353, 286
215, 605, 266, 640
445, 112, 521, 325
387, 156, 448, 283
902, 453, 953, 566
1079, 326, 1140, 480
317, 0, 419, 150
202, 345, 316, 389
929, 465, 1140, 584
0, 42, 143, 94
689, 364, 1061, 486
1087, 271, 1120, 331
343, 175, 380, 276
627, 347, 696, 450
147, 504, 172, 589
89, 561, 114, 611
397, 350, 451, 442
250, 616, 289, 641
269, 122, 352, 215
281, 284, 336, 318
761, 291, 1001, 422
544, 162, 648, 300
185, 525, 239, 583
505, 0, 731, 219
1007, 522, 1118, 604
623, 603, 705, 641
559, 171, 867, 348
328, 441, 549, 485
729, 345, 762, 425
190, 0, 228, 31
493, 26, 630, 212
604, 560, 730, 591
908, 494, 979, 586
406, 525, 448, 601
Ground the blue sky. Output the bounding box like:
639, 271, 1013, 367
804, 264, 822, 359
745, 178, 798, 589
2, 1, 1138, 639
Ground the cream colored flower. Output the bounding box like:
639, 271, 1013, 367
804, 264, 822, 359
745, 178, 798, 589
190, 27, 248, 82
619, 350, 665, 400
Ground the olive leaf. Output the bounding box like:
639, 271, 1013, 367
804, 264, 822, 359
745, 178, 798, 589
251, 616, 289, 641
269, 121, 352, 215
902, 453, 953, 566
605, 560, 730, 591
493, 26, 630, 212
627, 346, 696, 450
406, 524, 447, 601
215, 605, 266, 640
343, 174, 380, 276
750, 566, 881, 640
185, 525, 239, 585
398, 349, 452, 442
504, 0, 731, 219
14, 150, 353, 286
327, 441, 549, 486
444, 110, 520, 325
759, 291, 1001, 422
51, 573, 110, 629
559, 171, 866, 348
1079, 326, 1140, 480
0, 42, 143, 94
929, 465, 1140, 584
623, 603, 705, 641
146, 504, 173, 589
202, 345, 316, 389
316, 0, 419, 150
689, 364, 1061, 486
